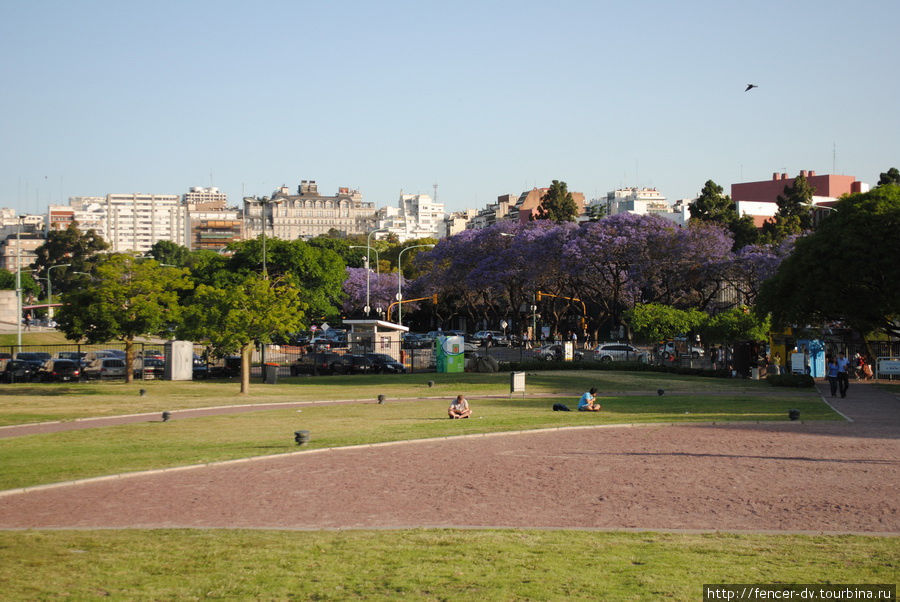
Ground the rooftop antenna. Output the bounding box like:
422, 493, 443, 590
433, 182, 438, 202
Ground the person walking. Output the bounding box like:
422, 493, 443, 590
836, 351, 851, 398
825, 354, 839, 397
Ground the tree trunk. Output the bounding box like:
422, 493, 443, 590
240, 342, 253, 395
124, 339, 134, 384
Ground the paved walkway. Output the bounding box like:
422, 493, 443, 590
815, 380, 900, 432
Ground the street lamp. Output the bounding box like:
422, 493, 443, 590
45, 263, 70, 320
362, 229, 387, 315
245, 196, 283, 278
397, 244, 434, 325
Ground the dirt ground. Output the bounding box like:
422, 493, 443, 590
1, 384, 897, 533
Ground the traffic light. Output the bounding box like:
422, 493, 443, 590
432, 294, 438, 304
536, 292, 542, 302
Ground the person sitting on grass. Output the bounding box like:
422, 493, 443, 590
578, 387, 602, 412
448, 395, 472, 419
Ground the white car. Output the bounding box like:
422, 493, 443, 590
592, 343, 647, 363
660, 342, 704, 359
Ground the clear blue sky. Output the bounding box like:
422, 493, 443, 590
2, 0, 898, 215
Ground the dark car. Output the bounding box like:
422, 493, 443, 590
38, 359, 82, 382
364, 353, 407, 374
1, 360, 39, 383
290, 352, 349, 376
15, 352, 52, 370
136, 357, 165, 379
343, 355, 377, 374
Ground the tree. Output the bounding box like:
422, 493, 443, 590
701, 306, 771, 345
534, 180, 579, 223
761, 174, 815, 242
689, 180, 735, 224
689, 180, 758, 250
196, 238, 346, 322
877, 167, 900, 187
32, 224, 109, 295
625, 303, 706, 346
149, 240, 191, 266
57, 255, 193, 383
0, 269, 40, 298
179, 274, 306, 394
758, 185, 900, 338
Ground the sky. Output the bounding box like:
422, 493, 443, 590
2, 0, 898, 216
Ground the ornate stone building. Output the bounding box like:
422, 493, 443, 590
243, 180, 377, 240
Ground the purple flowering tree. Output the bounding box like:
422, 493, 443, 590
341, 267, 399, 319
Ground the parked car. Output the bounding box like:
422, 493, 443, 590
471, 331, 510, 347
342, 355, 377, 374
402, 333, 431, 349
57, 351, 87, 368
15, 351, 52, 370
135, 357, 165, 379
536, 344, 584, 361
659, 341, 704, 359
364, 353, 407, 374
592, 343, 648, 363
1, 360, 39, 383
38, 359, 82, 382
83, 358, 128, 379
290, 352, 349, 376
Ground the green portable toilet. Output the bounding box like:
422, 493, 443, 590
435, 335, 465, 373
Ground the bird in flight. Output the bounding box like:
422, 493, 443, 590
745, 84, 758, 92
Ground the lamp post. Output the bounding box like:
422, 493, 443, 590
246, 196, 282, 278
15, 217, 22, 346
45, 263, 71, 320
397, 244, 434, 325
362, 229, 386, 315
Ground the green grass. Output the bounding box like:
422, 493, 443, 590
0, 370, 796, 426
0, 530, 895, 600
0, 391, 836, 490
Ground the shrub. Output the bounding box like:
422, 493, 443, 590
765, 373, 815, 388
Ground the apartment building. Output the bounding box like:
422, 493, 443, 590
377, 193, 446, 241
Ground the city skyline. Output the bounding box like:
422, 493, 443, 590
2, 1, 898, 215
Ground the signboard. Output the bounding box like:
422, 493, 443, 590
877, 358, 900, 376
510, 371, 525, 394
791, 352, 809, 375
563, 342, 574, 361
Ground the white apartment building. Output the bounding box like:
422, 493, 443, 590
184, 186, 228, 210
376, 193, 445, 241
600, 187, 670, 216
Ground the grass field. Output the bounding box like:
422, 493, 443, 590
2, 369, 891, 600
0, 370, 807, 425
0, 372, 835, 490
0, 530, 895, 600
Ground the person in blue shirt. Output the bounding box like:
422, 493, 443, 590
578, 387, 602, 412
836, 352, 851, 398
825, 354, 839, 397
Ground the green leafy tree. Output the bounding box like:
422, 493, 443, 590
624, 303, 707, 345
758, 184, 900, 338
877, 167, 900, 187
762, 174, 815, 242
57, 255, 193, 383
32, 224, 109, 294
179, 274, 307, 394
224, 238, 346, 321
701, 306, 771, 344
149, 240, 191, 266
535, 180, 579, 223
0, 270, 41, 297
690, 180, 735, 223
689, 180, 758, 250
